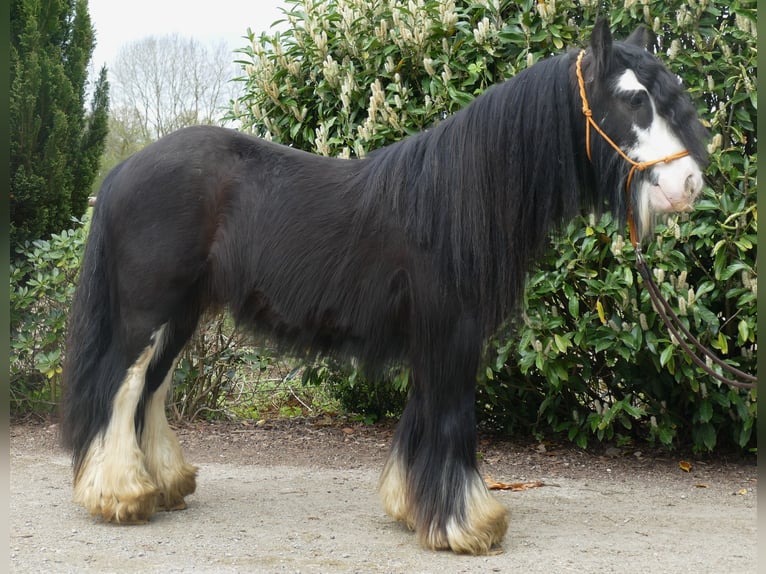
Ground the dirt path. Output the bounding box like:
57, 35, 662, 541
10, 419, 757, 573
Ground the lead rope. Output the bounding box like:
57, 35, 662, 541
575, 50, 756, 389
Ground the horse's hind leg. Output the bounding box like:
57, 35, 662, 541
73, 330, 166, 524
139, 315, 200, 512
73, 310, 200, 523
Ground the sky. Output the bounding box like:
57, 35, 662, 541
88, 0, 289, 73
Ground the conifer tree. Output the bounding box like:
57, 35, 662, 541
10, 0, 109, 250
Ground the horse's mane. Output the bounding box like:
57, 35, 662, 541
356, 53, 592, 333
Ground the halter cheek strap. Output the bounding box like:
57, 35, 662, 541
575, 50, 690, 247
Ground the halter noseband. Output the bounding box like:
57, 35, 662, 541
575, 50, 690, 247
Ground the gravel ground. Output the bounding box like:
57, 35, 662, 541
10, 418, 757, 573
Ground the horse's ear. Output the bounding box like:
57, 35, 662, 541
589, 19, 613, 78
625, 25, 657, 51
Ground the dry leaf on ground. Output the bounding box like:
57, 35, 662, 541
484, 477, 546, 491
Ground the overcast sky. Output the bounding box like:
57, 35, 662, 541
88, 0, 289, 72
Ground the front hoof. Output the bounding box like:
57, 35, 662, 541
419, 488, 510, 554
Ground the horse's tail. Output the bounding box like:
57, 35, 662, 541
60, 169, 122, 475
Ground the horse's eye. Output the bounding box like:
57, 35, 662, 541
628, 91, 648, 109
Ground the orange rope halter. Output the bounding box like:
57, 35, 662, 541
575, 50, 690, 247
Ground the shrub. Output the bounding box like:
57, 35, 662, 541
169, 313, 261, 421
229, 0, 756, 452
10, 220, 88, 414
167, 315, 339, 422
302, 360, 408, 424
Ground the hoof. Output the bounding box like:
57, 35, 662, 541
419, 487, 509, 555
154, 463, 198, 512
86, 486, 159, 524
158, 497, 188, 512
381, 461, 510, 555
73, 439, 161, 525
379, 449, 415, 529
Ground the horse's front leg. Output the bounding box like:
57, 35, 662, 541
379, 314, 509, 554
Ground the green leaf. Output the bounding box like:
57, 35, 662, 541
737, 320, 749, 344
716, 332, 729, 355
696, 423, 717, 451
658, 427, 674, 446
290, 121, 303, 139
660, 345, 674, 367
554, 333, 571, 353
568, 295, 579, 318
720, 261, 751, 281
698, 399, 713, 423
621, 401, 645, 419
738, 424, 753, 448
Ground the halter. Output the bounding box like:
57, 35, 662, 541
575, 50, 689, 248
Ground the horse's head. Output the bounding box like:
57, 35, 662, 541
578, 21, 709, 240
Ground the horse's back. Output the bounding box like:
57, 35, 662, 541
93, 126, 409, 360
98, 125, 353, 245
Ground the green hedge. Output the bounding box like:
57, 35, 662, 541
11, 1, 754, 454
10, 220, 88, 413
228, 0, 756, 452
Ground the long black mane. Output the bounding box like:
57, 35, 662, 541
353, 53, 589, 336
210, 54, 591, 373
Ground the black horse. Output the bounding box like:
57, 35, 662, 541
61, 21, 708, 554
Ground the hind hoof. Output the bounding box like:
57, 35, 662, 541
154, 463, 197, 512
91, 488, 159, 524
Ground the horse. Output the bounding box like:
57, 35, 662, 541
60, 21, 708, 555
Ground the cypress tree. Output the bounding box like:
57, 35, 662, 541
10, 0, 109, 251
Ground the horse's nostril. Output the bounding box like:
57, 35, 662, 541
685, 173, 698, 195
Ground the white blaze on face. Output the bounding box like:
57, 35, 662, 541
615, 69, 705, 232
